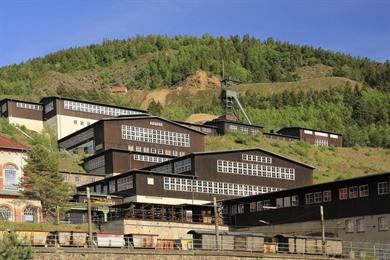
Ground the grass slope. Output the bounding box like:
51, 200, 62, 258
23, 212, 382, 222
206, 134, 390, 184
233, 76, 360, 97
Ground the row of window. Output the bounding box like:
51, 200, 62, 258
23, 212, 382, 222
228, 125, 259, 136
84, 156, 105, 171
152, 164, 173, 174
174, 159, 192, 173
345, 217, 388, 233
64, 100, 141, 117
73, 119, 93, 126
16, 102, 42, 111
59, 128, 94, 149
133, 154, 170, 163
93, 176, 134, 195
0, 206, 37, 222
163, 177, 280, 196
314, 139, 329, 146
242, 154, 272, 164
303, 130, 339, 139
128, 145, 185, 157
122, 125, 190, 147
217, 160, 295, 180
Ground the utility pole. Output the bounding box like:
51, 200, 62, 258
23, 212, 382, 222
320, 205, 326, 255
86, 187, 93, 247
213, 197, 220, 250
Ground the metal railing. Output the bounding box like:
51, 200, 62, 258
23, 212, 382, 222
4, 232, 389, 259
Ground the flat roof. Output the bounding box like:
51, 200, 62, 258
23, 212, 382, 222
0, 98, 42, 106
173, 120, 218, 129
277, 127, 342, 136
40, 96, 147, 113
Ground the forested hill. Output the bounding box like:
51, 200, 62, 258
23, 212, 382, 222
0, 35, 389, 148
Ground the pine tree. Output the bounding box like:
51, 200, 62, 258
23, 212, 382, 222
21, 127, 74, 215
0, 231, 33, 260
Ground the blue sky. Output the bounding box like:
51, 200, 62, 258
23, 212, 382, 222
0, 0, 389, 66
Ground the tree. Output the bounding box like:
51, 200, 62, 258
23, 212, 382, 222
0, 231, 33, 260
21, 127, 74, 215
148, 100, 163, 116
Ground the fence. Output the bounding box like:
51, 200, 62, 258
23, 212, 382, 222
4, 231, 390, 259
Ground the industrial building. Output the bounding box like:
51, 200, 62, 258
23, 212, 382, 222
276, 127, 343, 147
77, 148, 314, 205
223, 172, 390, 243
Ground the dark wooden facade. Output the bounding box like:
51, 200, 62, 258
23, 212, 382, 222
223, 172, 390, 227
58, 116, 205, 155
78, 148, 314, 204
204, 119, 263, 137
40, 96, 146, 121
0, 99, 43, 121
83, 149, 176, 175
277, 127, 343, 147
263, 132, 300, 142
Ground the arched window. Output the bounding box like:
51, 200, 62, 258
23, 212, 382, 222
0, 206, 12, 220
23, 207, 36, 222
4, 165, 17, 189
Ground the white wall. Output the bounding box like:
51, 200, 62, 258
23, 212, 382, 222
8, 117, 44, 132
45, 115, 97, 139
0, 150, 26, 191
124, 195, 210, 205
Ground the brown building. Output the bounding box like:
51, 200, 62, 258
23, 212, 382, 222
82, 148, 176, 176
263, 131, 300, 142
58, 115, 206, 175
0, 99, 44, 132
223, 172, 390, 243
61, 171, 105, 187
40, 96, 146, 139
204, 118, 263, 137
277, 127, 343, 147
77, 148, 314, 205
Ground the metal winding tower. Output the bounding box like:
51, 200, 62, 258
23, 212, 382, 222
220, 62, 252, 125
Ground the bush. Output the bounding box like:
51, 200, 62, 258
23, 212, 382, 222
0, 231, 33, 260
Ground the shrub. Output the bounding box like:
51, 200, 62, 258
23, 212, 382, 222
0, 231, 33, 260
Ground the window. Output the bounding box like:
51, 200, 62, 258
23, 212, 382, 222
229, 125, 238, 132
349, 186, 359, 198
291, 195, 299, 206
63, 100, 141, 117
284, 197, 291, 207
356, 218, 365, 232
276, 198, 283, 208
80, 121, 84, 126
117, 176, 133, 191
305, 193, 314, 204
109, 181, 116, 193
359, 185, 369, 197
75, 176, 80, 184
256, 201, 263, 211
249, 202, 256, 212
314, 192, 323, 203
4, 165, 17, 189
378, 217, 388, 231
237, 204, 244, 214
121, 125, 190, 147
339, 188, 348, 200
217, 159, 295, 180
135, 146, 142, 152
346, 219, 354, 233
45, 102, 54, 113
0, 206, 12, 221
147, 177, 154, 185
323, 190, 332, 202
23, 207, 35, 222
315, 139, 329, 146
231, 205, 237, 215
378, 182, 389, 195
174, 159, 191, 173
163, 177, 275, 197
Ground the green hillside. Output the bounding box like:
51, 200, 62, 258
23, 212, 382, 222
0, 35, 389, 148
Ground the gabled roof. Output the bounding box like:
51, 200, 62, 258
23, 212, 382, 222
277, 127, 342, 136
0, 135, 29, 151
